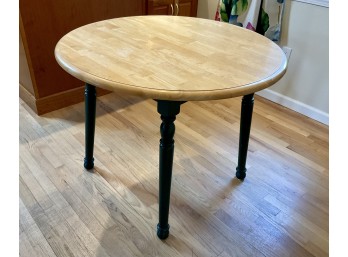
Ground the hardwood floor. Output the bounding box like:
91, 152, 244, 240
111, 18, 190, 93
19, 93, 329, 257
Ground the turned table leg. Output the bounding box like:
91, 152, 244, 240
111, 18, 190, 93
236, 93, 254, 180
156, 100, 185, 239
84, 83, 97, 170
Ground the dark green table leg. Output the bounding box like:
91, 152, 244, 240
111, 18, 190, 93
236, 93, 254, 180
84, 83, 97, 170
156, 100, 185, 239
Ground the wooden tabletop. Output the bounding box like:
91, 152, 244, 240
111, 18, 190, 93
55, 16, 287, 101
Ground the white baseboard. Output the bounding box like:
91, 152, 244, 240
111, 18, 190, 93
256, 89, 329, 125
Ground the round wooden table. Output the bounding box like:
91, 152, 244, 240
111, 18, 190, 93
55, 15, 287, 239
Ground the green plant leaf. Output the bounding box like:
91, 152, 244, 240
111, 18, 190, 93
256, 8, 270, 35
232, 0, 249, 16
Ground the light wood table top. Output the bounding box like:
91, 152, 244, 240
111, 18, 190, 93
55, 16, 287, 101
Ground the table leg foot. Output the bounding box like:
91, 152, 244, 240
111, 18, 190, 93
84, 83, 96, 170
157, 223, 170, 240
236, 94, 254, 180
156, 100, 185, 240
84, 158, 94, 170
235, 167, 247, 180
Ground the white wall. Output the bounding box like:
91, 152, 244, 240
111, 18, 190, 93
197, 0, 329, 125
197, 0, 218, 20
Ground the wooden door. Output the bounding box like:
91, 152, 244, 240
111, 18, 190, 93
20, 0, 146, 98
148, 0, 175, 15
175, 0, 198, 17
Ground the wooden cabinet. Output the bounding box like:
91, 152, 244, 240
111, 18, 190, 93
20, 0, 146, 115
147, 0, 175, 15
20, 0, 197, 115
147, 0, 198, 17
176, 0, 198, 17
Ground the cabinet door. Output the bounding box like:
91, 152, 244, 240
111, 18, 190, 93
175, 0, 198, 17
20, 0, 146, 98
148, 0, 175, 15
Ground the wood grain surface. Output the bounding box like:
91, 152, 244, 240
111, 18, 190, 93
20, 0, 146, 98
55, 16, 287, 101
19, 93, 328, 257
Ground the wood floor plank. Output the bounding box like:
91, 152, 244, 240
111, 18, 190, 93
19, 94, 329, 257
20, 118, 113, 256
19, 198, 56, 257
20, 231, 43, 257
